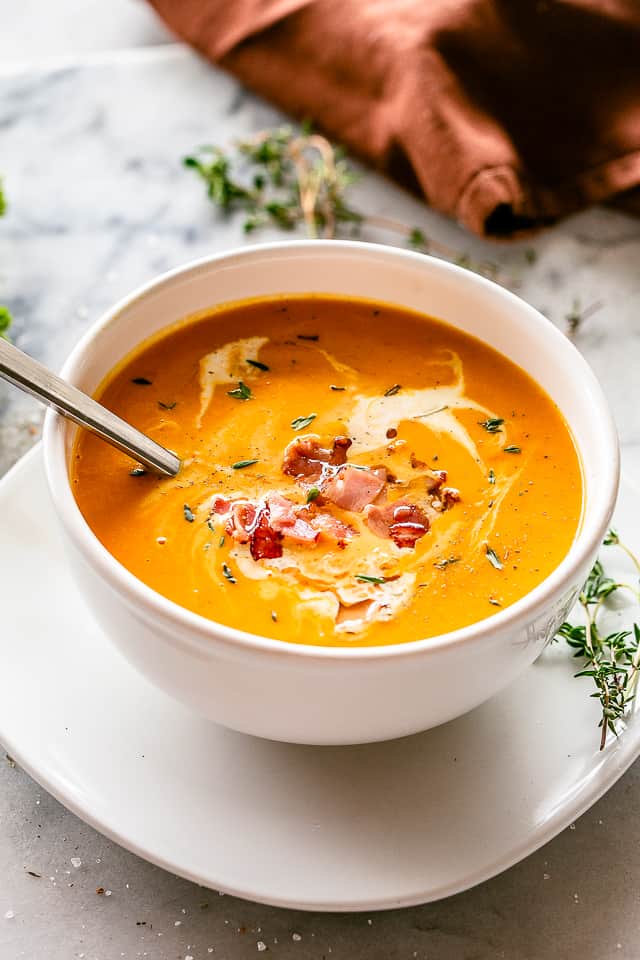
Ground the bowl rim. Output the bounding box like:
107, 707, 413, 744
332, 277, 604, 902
43, 239, 620, 662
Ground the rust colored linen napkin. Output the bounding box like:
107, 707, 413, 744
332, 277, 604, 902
149, 0, 640, 238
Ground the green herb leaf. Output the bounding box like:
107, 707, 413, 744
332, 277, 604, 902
330, 384, 346, 391
232, 459, 259, 470
409, 227, 427, 249
306, 486, 321, 503
227, 381, 252, 401
222, 563, 237, 584
291, 413, 316, 431
207, 519, 215, 533
129, 466, 146, 477
488, 597, 502, 607
0, 305, 11, 339
603, 529, 619, 546
297, 334, 319, 341
479, 417, 504, 433
355, 574, 387, 585
246, 358, 269, 371
384, 384, 402, 397
158, 400, 177, 410
488, 469, 496, 485
131, 376, 152, 386
219, 535, 225, 548
433, 557, 460, 570
184, 504, 195, 523
485, 546, 503, 570
504, 445, 521, 454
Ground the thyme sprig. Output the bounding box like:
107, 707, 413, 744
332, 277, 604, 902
556, 531, 640, 750
183, 127, 503, 280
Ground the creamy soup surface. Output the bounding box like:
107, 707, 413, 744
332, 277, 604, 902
72, 295, 583, 647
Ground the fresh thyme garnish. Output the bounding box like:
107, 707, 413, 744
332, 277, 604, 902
207, 519, 215, 533
330, 384, 346, 391
129, 466, 146, 477
434, 557, 460, 569
555, 530, 640, 750
246, 358, 269, 371
504, 445, 521, 454
306, 486, 321, 503
131, 376, 152, 386
183, 126, 506, 280
479, 417, 504, 433
219, 535, 225, 548
356, 574, 387, 585
297, 334, 319, 341
291, 413, 317, 431
183, 504, 195, 523
222, 563, 237, 584
485, 546, 504, 570
158, 400, 177, 410
271, 610, 278, 622
232, 458, 259, 470
384, 384, 402, 397
488, 469, 496, 485
488, 597, 502, 607
227, 381, 252, 401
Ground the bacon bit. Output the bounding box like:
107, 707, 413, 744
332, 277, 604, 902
441, 486, 461, 506
410, 452, 426, 470
386, 428, 398, 439
282, 434, 352, 481
211, 495, 231, 515
250, 505, 283, 560
364, 501, 430, 548
320, 465, 386, 512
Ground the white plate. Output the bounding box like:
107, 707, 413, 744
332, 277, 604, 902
1, 446, 640, 912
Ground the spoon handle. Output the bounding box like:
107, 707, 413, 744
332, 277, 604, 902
0, 338, 181, 477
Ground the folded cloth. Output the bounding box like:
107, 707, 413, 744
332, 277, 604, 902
148, 0, 640, 238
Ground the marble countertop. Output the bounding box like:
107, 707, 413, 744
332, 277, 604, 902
2, 36, 640, 960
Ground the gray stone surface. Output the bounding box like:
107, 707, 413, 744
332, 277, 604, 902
2, 29, 640, 960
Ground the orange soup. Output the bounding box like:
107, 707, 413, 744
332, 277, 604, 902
72, 295, 583, 647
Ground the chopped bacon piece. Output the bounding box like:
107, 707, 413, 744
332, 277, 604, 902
364, 500, 430, 549
320, 465, 386, 512
306, 509, 353, 545
211, 495, 231, 515
441, 486, 461, 506
249, 505, 283, 560
268, 494, 319, 543
282, 434, 352, 481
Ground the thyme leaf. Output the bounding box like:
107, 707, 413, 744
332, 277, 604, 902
355, 574, 386, 585
488, 469, 496, 485
504, 445, 521, 454
246, 358, 269, 371
433, 557, 460, 569
384, 384, 402, 397
485, 545, 504, 570
131, 376, 152, 386
183, 504, 195, 523
158, 400, 177, 410
222, 563, 237, 584
232, 459, 259, 470
306, 486, 321, 503
129, 466, 146, 477
291, 412, 316, 431
479, 417, 504, 433
227, 381, 252, 401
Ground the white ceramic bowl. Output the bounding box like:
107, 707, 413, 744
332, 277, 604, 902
44, 241, 619, 745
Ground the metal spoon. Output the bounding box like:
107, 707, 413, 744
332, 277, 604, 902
0, 337, 181, 477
